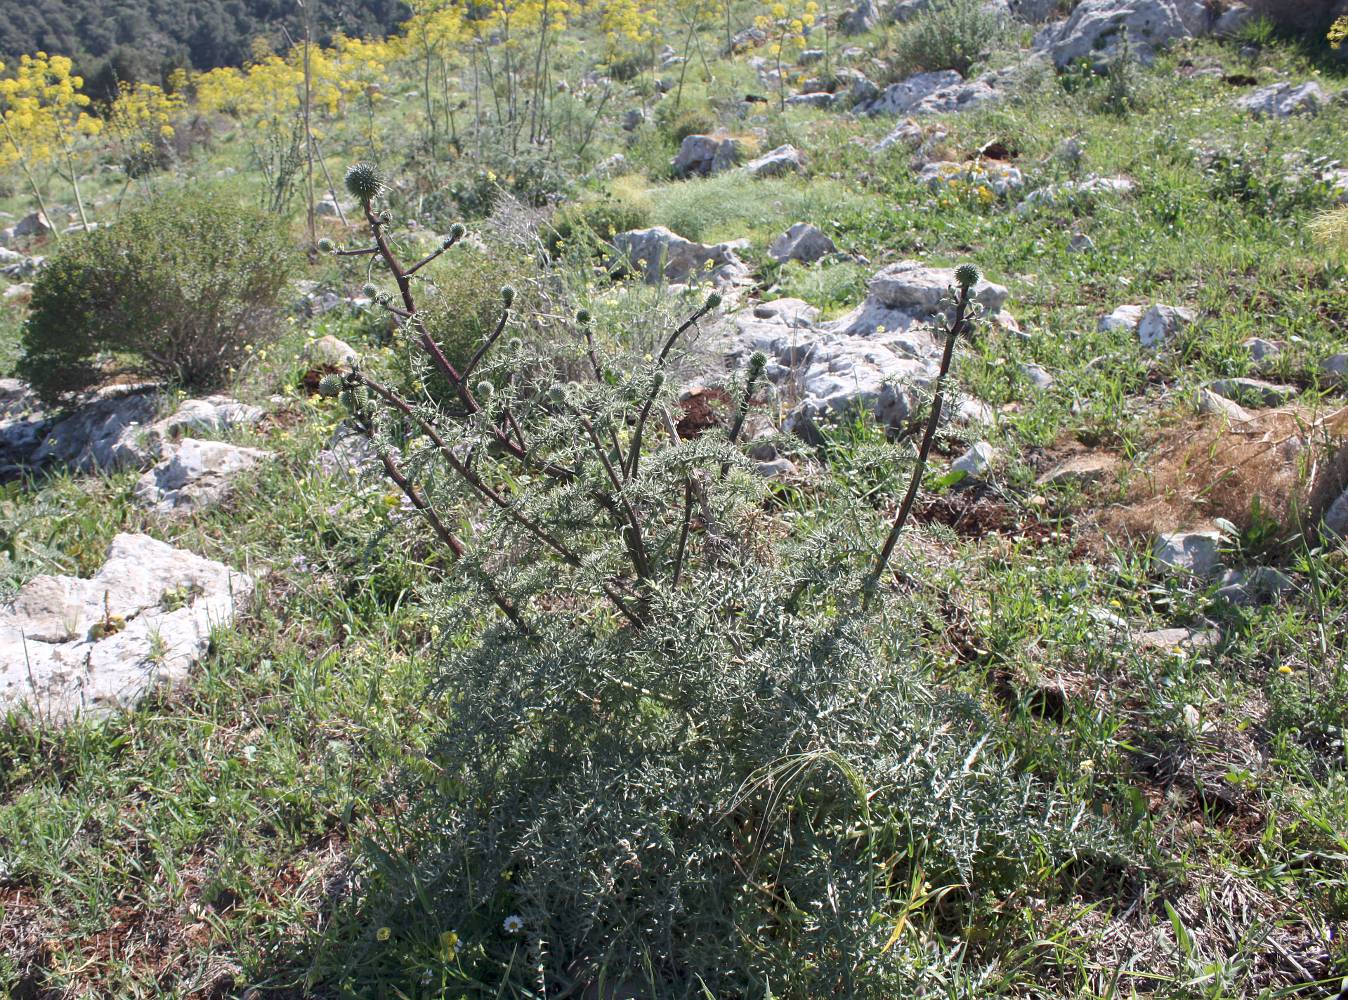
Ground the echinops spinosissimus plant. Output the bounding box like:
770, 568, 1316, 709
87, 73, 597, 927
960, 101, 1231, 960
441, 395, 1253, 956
317, 163, 1122, 996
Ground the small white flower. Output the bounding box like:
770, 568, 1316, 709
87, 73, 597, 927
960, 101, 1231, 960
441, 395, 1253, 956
503, 914, 524, 934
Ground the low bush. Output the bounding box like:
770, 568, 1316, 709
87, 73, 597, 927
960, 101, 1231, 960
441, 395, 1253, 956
888, 0, 1007, 77
19, 188, 294, 403
543, 184, 653, 257
314, 165, 1120, 996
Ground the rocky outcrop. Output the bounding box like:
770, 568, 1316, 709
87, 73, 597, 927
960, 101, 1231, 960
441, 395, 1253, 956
1237, 82, 1329, 118
613, 227, 749, 287
1033, 0, 1195, 68
1, 534, 254, 722
133, 438, 275, 514
721, 263, 1012, 439
3, 385, 265, 479
860, 70, 1002, 116
672, 132, 742, 177
744, 144, 805, 177
769, 223, 837, 263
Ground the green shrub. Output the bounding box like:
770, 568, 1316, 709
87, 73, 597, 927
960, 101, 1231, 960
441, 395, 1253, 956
543, 186, 653, 257
19, 188, 294, 403
658, 105, 719, 146
888, 0, 1007, 77
397, 241, 539, 402
317, 167, 1120, 997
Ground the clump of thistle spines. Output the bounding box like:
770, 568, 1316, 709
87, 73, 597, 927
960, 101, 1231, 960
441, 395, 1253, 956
575, 308, 592, 325
443, 224, 466, 249
501, 285, 516, 308
317, 373, 345, 398
955, 264, 980, 290
748, 351, 768, 378
344, 162, 384, 205
704, 291, 723, 311
317, 237, 335, 254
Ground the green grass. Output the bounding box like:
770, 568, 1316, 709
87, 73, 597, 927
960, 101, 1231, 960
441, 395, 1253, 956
2, 21, 1348, 1000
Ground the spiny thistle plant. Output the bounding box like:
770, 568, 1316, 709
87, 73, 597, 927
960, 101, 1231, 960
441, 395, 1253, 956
319, 165, 1110, 994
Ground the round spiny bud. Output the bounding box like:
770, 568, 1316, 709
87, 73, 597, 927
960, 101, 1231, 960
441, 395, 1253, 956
547, 384, 567, 405
361, 282, 379, 299
475, 380, 494, 399
651, 371, 666, 390
507, 337, 522, 352
955, 264, 980, 290
749, 350, 768, 374
704, 291, 723, 311
449, 222, 466, 240
575, 308, 592, 325
317, 237, 335, 254
501, 285, 516, 308
317, 373, 344, 398
375, 291, 393, 306
378, 209, 394, 225
344, 162, 384, 205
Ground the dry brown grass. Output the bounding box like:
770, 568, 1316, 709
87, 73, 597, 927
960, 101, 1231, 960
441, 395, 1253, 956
1099, 405, 1348, 543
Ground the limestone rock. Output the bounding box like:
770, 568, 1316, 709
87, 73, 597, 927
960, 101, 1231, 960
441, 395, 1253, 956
304, 335, 359, 367
673, 132, 741, 177
29, 387, 160, 474
1038, 452, 1116, 487
1033, 0, 1195, 69
769, 223, 837, 263
786, 92, 836, 109
1153, 530, 1224, 577
1206, 377, 1297, 408
861, 70, 1001, 116
1238, 81, 1328, 118
951, 442, 995, 478
919, 159, 1025, 196
0, 379, 53, 478
0, 534, 254, 722
613, 226, 749, 287
744, 144, 805, 178
1136, 303, 1196, 349
839, 0, 880, 33
1198, 388, 1253, 423
1019, 175, 1134, 214
13, 210, 53, 239
133, 438, 274, 514
1098, 304, 1144, 333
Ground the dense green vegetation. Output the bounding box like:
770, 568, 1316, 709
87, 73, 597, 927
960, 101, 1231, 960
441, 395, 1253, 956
1, 1, 1347, 996
0, 0, 408, 95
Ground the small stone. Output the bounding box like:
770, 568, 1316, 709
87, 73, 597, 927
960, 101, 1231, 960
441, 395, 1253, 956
951, 441, 994, 478
1136, 304, 1196, 349
1213, 566, 1295, 606
769, 223, 836, 264
1038, 452, 1116, 487
743, 144, 805, 178
1153, 530, 1225, 577
1206, 377, 1296, 408
1321, 354, 1348, 382
1242, 337, 1282, 365
304, 335, 359, 367
1097, 304, 1144, 334
1237, 81, 1328, 117
1198, 388, 1252, 422
1021, 363, 1054, 390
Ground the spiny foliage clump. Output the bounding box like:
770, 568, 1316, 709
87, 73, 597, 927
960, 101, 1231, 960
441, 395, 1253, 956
19, 187, 294, 402
318, 169, 1118, 995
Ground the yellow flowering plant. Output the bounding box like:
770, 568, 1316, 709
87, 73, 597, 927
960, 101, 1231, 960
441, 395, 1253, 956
0, 52, 103, 238
754, 0, 819, 108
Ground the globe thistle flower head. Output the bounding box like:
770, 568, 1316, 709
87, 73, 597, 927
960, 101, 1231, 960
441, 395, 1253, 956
361, 282, 379, 299
575, 308, 592, 325
748, 350, 768, 375
449, 222, 467, 240
475, 380, 494, 399
316, 237, 335, 254
501, 285, 516, 308
651, 370, 665, 389
546, 384, 567, 405
704, 291, 723, 311
377, 209, 393, 225
955, 264, 980, 290
317, 373, 344, 398
344, 162, 384, 205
